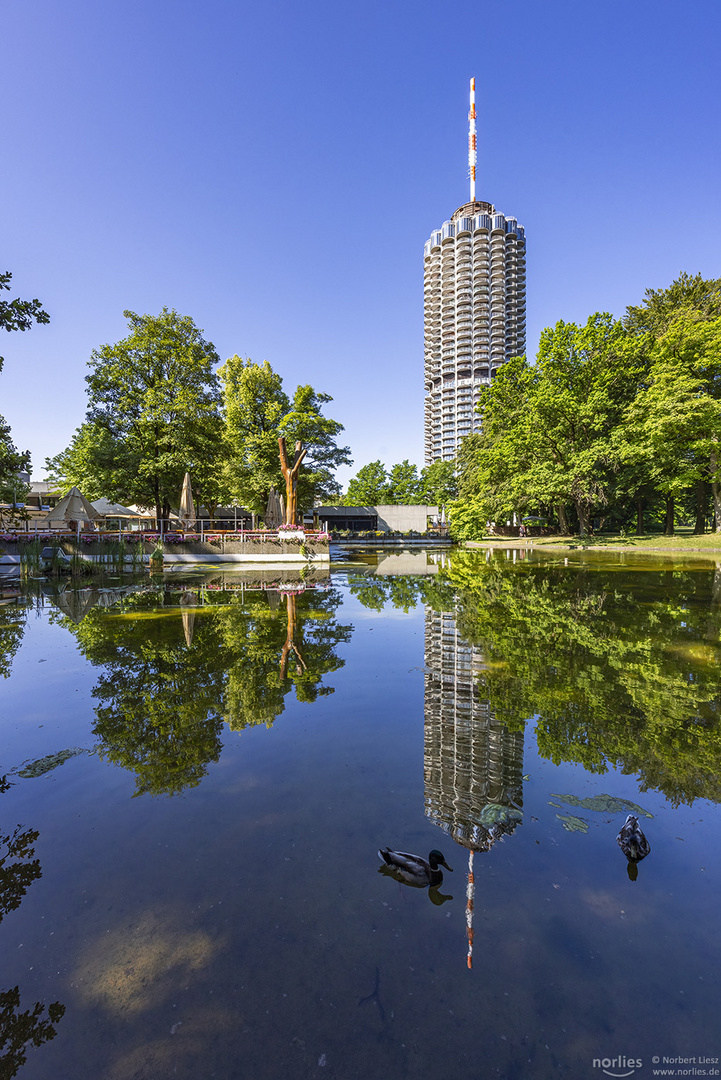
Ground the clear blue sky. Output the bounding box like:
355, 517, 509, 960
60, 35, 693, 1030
3, 0, 720, 488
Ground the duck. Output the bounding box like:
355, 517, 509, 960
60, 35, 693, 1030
378, 848, 453, 888
616, 815, 651, 861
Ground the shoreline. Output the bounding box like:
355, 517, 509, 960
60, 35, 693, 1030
464, 534, 721, 559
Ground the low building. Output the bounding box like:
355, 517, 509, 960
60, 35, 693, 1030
314, 505, 439, 533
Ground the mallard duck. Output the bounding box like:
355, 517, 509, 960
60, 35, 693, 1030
378, 848, 453, 888
616, 815, 651, 861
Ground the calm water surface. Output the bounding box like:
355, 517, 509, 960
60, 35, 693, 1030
1, 549, 720, 1079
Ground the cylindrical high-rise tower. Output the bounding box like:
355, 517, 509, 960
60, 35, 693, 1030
423, 83, 526, 464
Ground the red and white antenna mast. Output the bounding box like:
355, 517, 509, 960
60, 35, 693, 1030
468, 77, 477, 202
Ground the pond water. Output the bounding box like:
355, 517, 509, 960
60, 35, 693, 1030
1, 548, 720, 1080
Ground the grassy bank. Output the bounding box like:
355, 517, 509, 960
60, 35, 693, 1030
465, 527, 721, 556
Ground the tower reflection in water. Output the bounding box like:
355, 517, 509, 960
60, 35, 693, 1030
424, 607, 525, 967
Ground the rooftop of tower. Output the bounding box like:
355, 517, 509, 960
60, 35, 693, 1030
451, 200, 495, 221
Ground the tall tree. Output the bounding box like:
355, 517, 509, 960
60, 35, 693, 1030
387, 459, 422, 504
625, 275, 721, 530
219, 356, 350, 515
618, 313, 721, 531
344, 460, 391, 505
74, 309, 223, 522
625, 272, 721, 337
0, 416, 30, 511
451, 315, 642, 537
0, 271, 50, 370
419, 459, 458, 506
44, 421, 127, 501
0, 271, 49, 499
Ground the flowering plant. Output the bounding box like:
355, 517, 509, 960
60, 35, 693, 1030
1, 532, 57, 542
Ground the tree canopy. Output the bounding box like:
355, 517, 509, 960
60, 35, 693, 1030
47, 309, 224, 521
219, 356, 350, 516
343, 459, 456, 506
0, 271, 49, 504
451, 275, 721, 538
0, 271, 50, 371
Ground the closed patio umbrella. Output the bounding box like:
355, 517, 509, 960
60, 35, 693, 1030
179, 473, 196, 530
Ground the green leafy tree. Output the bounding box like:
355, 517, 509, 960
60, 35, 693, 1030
618, 353, 721, 534
0, 271, 50, 370
623, 275, 721, 531
0, 417, 30, 511
419, 459, 457, 506
386, 460, 422, 504
44, 421, 126, 501
624, 272, 721, 337
219, 356, 350, 516
0, 271, 49, 500
451, 315, 643, 537
344, 460, 391, 505
57, 309, 224, 522
279, 384, 351, 512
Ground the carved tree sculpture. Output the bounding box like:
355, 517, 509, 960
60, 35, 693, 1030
278, 438, 306, 526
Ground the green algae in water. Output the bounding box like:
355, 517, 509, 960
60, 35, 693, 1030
551, 793, 653, 817
479, 802, 523, 826
17, 748, 88, 778
556, 812, 590, 833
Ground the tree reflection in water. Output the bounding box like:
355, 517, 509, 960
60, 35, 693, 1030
0, 987, 65, 1080
0, 593, 26, 681
444, 552, 721, 806
55, 581, 353, 796
0, 788, 65, 1079
0, 817, 41, 927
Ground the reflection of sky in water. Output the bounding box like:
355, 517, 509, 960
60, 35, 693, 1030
0, 559, 719, 1079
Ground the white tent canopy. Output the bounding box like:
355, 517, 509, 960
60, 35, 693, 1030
91, 498, 144, 519
42, 487, 101, 528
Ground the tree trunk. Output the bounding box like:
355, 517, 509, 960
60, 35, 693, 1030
636, 496, 644, 535
694, 480, 707, 534
664, 495, 675, 535
557, 504, 570, 535
711, 449, 721, 531
280, 594, 306, 680
575, 500, 590, 537
278, 438, 307, 526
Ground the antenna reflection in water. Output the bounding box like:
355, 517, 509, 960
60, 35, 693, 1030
423, 605, 525, 966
